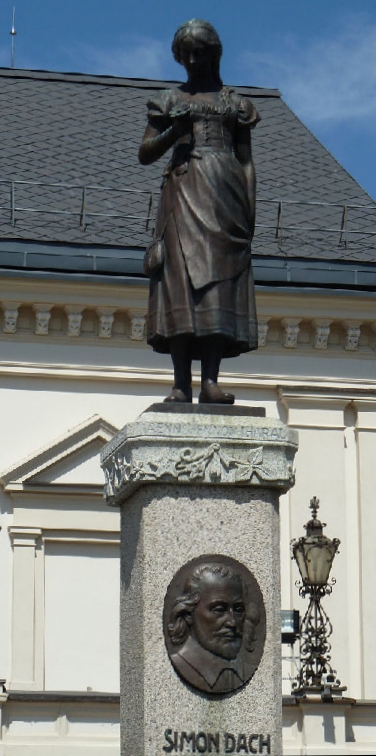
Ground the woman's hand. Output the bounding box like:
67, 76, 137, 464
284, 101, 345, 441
138, 105, 192, 165
170, 104, 192, 139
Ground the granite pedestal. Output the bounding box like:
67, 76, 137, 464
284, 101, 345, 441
101, 405, 298, 756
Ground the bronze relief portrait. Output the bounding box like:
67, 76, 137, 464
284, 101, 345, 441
163, 555, 266, 694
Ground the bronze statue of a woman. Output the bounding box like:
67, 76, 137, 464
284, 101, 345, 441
139, 19, 260, 404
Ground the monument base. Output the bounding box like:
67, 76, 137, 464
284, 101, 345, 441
101, 406, 298, 756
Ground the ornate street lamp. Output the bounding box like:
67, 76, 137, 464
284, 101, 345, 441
291, 496, 345, 699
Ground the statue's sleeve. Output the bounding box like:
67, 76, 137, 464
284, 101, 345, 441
146, 89, 173, 131
238, 97, 261, 129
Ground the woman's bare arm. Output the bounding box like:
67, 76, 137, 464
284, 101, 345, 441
138, 123, 177, 165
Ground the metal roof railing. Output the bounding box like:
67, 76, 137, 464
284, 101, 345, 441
3, 179, 157, 229
263, 198, 376, 249
0, 178, 375, 248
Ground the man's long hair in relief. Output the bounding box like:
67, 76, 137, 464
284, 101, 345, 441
168, 563, 260, 652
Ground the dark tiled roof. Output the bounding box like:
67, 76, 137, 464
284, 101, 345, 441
0, 67, 374, 266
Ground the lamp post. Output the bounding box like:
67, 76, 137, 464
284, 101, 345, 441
291, 496, 345, 699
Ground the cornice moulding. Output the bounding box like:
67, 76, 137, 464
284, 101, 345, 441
5, 483, 105, 495
0, 361, 375, 392
0, 277, 147, 308
1, 275, 376, 319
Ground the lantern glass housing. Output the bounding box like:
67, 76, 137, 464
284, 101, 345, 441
291, 496, 340, 589
293, 535, 338, 586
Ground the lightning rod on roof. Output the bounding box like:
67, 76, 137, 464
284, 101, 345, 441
10, 7, 17, 68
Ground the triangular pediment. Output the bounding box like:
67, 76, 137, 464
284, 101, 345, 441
0, 415, 119, 492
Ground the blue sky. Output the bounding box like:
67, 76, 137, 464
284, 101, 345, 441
0, 0, 375, 200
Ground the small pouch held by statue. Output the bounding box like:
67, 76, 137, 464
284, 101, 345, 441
143, 237, 165, 277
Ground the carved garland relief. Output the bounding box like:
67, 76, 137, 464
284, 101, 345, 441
103, 441, 295, 500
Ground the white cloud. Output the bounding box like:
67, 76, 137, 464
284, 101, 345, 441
70, 36, 171, 79
241, 17, 376, 126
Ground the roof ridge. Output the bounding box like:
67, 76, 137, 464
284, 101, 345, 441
0, 66, 280, 96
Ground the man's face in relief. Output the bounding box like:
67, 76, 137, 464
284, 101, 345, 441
189, 573, 245, 660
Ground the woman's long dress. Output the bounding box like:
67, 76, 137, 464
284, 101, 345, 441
146, 86, 260, 360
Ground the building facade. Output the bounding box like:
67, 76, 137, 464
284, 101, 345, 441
0, 67, 375, 754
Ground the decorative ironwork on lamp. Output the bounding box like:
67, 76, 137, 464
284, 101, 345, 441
291, 496, 346, 700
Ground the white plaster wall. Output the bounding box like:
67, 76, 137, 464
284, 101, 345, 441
357, 425, 376, 700
0, 503, 13, 682
0, 368, 375, 702
0, 699, 120, 754
44, 541, 120, 692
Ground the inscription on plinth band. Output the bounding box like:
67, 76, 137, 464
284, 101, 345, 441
163, 730, 271, 754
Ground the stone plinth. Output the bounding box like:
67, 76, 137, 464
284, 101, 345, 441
101, 405, 298, 756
